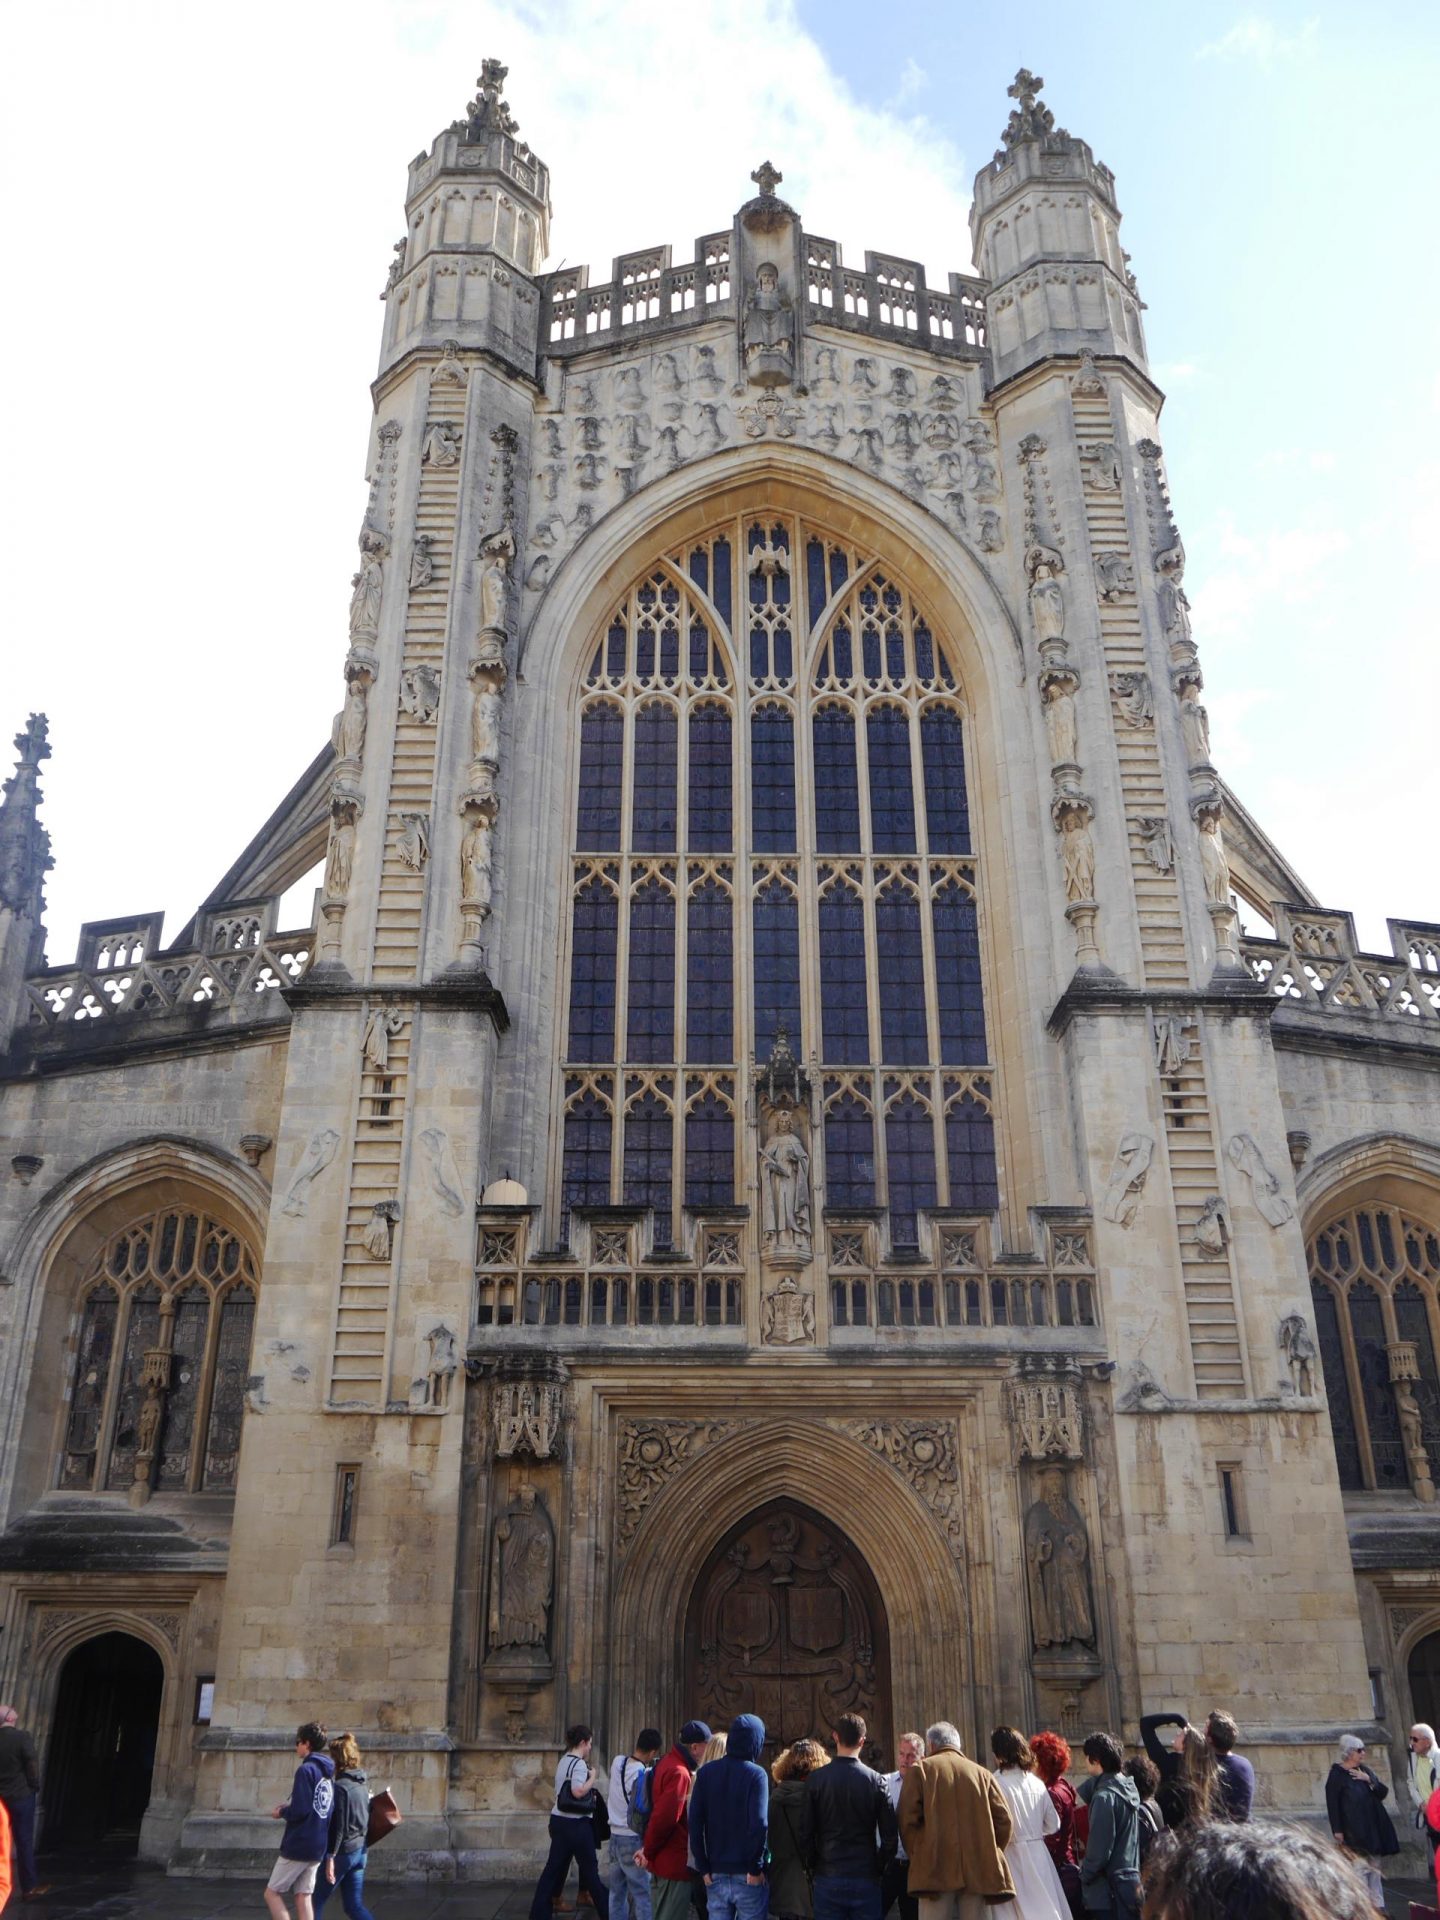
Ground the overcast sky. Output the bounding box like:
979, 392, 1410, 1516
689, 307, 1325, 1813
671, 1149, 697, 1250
2, 0, 1435, 963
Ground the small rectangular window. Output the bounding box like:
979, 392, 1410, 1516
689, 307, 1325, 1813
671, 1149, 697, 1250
1369, 1667, 1385, 1718
194, 1677, 216, 1725
1218, 1462, 1248, 1539
332, 1464, 360, 1547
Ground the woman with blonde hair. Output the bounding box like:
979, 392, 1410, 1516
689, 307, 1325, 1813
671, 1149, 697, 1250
767, 1739, 830, 1920
989, 1727, 1068, 1920
314, 1732, 376, 1920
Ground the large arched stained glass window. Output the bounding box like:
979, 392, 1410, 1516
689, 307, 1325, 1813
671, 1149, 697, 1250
560, 519, 997, 1254
60, 1206, 259, 1495
1310, 1202, 1440, 1495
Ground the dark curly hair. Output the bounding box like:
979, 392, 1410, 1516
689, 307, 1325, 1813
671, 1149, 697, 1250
1142, 1818, 1376, 1920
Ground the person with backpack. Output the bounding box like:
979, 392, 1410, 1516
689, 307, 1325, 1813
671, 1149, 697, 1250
689, 1714, 770, 1920
608, 1729, 663, 1920
1120, 1755, 1164, 1866
638, 1720, 711, 1920
529, 1725, 612, 1920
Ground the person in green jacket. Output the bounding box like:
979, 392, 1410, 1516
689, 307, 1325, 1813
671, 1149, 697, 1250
1077, 1733, 1140, 1918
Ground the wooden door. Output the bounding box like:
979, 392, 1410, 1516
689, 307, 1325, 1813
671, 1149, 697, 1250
683, 1501, 891, 1764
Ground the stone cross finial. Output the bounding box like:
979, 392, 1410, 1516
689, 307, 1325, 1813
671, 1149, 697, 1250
463, 56, 519, 139
1007, 69, 1043, 111
14, 714, 49, 770
1000, 66, 1058, 150
751, 160, 783, 197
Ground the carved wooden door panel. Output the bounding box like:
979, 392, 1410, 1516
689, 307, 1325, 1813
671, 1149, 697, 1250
684, 1502, 890, 1761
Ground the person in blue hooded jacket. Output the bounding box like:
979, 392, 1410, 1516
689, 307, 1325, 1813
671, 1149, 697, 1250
688, 1714, 770, 1920
265, 1720, 337, 1920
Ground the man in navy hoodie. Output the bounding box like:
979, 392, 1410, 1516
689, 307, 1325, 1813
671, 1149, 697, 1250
689, 1714, 770, 1920
265, 1721, 337, 1920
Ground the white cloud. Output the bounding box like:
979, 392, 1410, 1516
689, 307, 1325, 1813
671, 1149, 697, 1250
886, 56, 929, 112
1197, 15, 1319, 64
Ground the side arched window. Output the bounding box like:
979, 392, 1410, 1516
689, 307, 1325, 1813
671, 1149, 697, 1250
1310, 1204, 1440, 1494
60, 1207, 259, 1494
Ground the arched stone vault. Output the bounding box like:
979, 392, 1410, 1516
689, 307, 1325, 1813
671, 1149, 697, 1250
603, 1415, 977, 1749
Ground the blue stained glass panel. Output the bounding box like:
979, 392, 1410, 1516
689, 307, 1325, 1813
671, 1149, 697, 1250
876, 888, 928, 1063
712, 538, 732, 630
623, 1094, 673, 1243
750, 708, 796, 852
685, 1094, 734, 1206
945, 1094, 998, 1209
921, 707, 971, 853
753, 882, 801, 1058
933, 886, 987, 1064
832, 622, 853, 683
825, 1095, 876, 1207
568, 881, 618, 1061
885, 1096, 937, 1247
813, 709, 862, 851
626, 882, 676, 1062
686, 881, 733, 1061
606, 619, 626, 680
631, 704, 677, 850
562, 1093, 612, 1231
867, 708, 917, 852
807, 539, 827, 630
576, 704, 623, 849
819, 888, 869, 1063
914, 622, 935, 682
689, 549, 709, 596
688, 706, 733, 851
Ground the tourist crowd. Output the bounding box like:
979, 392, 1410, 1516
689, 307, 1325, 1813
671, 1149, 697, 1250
515, 1708, 1430, 1920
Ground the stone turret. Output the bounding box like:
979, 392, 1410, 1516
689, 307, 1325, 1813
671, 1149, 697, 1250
0, 714, 52, 1035
970, 70, 1147, 388
380, 58, 552, 380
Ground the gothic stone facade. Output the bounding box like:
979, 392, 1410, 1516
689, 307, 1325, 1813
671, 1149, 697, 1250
1, 64, 1438, 1875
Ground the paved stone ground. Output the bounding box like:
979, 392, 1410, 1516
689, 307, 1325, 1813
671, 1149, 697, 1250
14, 1858, 1440, 1919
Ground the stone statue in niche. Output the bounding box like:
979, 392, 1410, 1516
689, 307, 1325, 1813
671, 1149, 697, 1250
363, 1198, 400, 1260
760, 1110, 812, 1259
1156, 553, 1193, 645
478, 527, 516, 635
408, 533, 434, 591
1226, 1133, 1295, 1228
760, 1274, 815, 1346
1195, 808, 1231, 909
1137, 816, 1174, 874
1026, 546, 1067, 647
1080, 441, 1122, 491
416, 1323, 458, 1407
323, 794, 360, 902
1111, 671, 1153, 729
1094, 551, 1133, 601
1040, 672, 1079, 769
433, 339, 468, 386
1024, 1468, 1096, 1649
332, 671, 368, 764
399, 665, 442, 724
460, 813, 494, 912
1193, 1195, 1229, 1257
1101, 1130, 1153, 1227
362, 1008, 405, 1071
488, 1484, 554, 1653
422, 421, 462, 467
1177, 678, 1211, 766
282, 1127, 341, 1218
470, 675, 503, 765
743, 262, 795, 388
398, 812, 430, 871
1054, 800, 1096, 903
1278, 1313, 1317, 1395
348, 527, 388, 643
1153, 1015, 1190, 1077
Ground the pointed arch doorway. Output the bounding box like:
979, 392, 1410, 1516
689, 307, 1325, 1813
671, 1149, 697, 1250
683, 1499, 891, 1764
42, 1631, 164, 1852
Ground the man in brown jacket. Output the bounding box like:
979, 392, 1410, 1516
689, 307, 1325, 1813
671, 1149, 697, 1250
897, 1722, 1015, 1920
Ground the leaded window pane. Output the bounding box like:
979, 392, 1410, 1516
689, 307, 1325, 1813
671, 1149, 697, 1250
825, 1096, 875, 1208
155, 1288, 210, 1490
1310, 1281, 1362, 1488
867, 707, 917, 852
751, 707, 796, 852
688, 706, 733, 851
933, 885, 987, 1064
1396, 1282, 1440, 1483
563, 1094, 612, 1227
623, 1095, 673, 1244
1350, 1281, 1406, 1487
105, 1282, 163, 1492
819, 887, 868, 1064
946, 1094, 998, 1210
631, 705, 678, 851
626, 879, 676, 1063
921, 707, 971, 853
753, 880, 801, 1059
813, 708, 862, 852
685, 1095, 734, 1207
876, 886, 927, 1063
568, 880, 618, 1062
577, 703, 623, 850
885, 1097, 936, 1248
202, 1284, 255, 1491
686, 881, 733, 1062
61, 1285, 118, 1489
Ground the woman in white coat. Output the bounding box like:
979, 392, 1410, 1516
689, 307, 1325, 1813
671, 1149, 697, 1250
988, 1727, 1071, 1920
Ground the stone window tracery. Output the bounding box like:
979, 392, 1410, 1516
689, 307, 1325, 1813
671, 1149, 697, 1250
1310, 1202, 1440, 1494
59, 1206, 259, 1496
557, 512, 998, 1256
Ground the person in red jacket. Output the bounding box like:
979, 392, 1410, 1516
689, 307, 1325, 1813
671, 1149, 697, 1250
0, 1795, 12, 1913
637, 1720, 711, 1920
